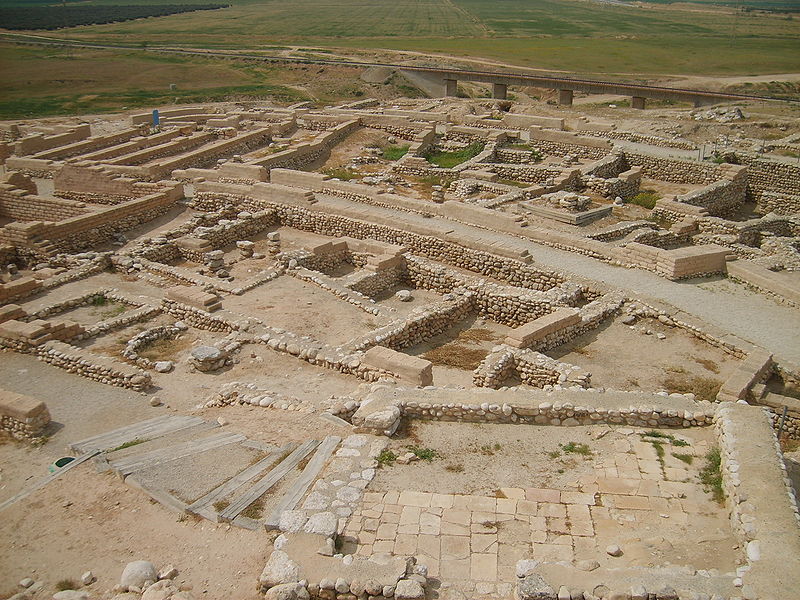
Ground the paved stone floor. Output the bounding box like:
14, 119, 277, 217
343, 429, 733, 598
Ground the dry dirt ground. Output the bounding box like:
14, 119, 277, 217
550, 318, 740, 398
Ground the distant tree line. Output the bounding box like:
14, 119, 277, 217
0, 4, 229, 30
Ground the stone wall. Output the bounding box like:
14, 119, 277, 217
0, 390, 50, 440
13, 125, 91, 156
0, 184, 88, 222
714, 403, 800, 598
674, 165, 747, 217
252, 121, 359, 171
353, 387, 715, 435
755, 191, 800, 216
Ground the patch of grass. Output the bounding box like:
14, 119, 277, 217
138, 335, 193, 362
422, 342, 487, 371
672, 452, 694, 465
212, 499, 230, 512
424, 141, 485, 168
407, 445, 438, 461
322, 167, 359, 181
560, 441, 592, 456
457, 328, 497, 343
409, 173, 457, 195
381, 144, 410, 160
699, 447, 725, 505
662, 373, 722, 402
55, 579, 78, 592
496, 178, 532, 188
240, 498, 265, 520
478, 442, 502, 456
641, 430, 691, 447
627, 190, 661, 210
98, 303, 128, 319
90, 294, 108, 306
109, 438, 148, 452
376, 448, 397, 467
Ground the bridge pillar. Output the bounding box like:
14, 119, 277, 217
492, 83, 508, 100
558, 89, 574, 106
444, 79, 458, 97
631, 96, 646, 110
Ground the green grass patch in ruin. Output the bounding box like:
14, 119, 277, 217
424, 141, 485, 168
376, 448, 397, 467
381, 144, 410, 160
212, 499, 230, 512
110, 438, 148, 452
672, 452, 694, 465
407, 445, 438, 461
627, 190, 661, 210
497, 178, 532, 188
322, 167, 359, 181
699, 447, 725, 504
240, 498, 265, 520
560, 441, 592, 456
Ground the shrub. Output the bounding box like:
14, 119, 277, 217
376, 449, 397, 467
627, 190, 660, 209
424, 141, 485, 168
381, 145, 410, 160
699, 448, 725, 504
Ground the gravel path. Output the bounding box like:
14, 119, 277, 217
523, 242, 800, 363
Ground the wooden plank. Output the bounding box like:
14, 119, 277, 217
126, 475, 188, 514
69, 415, 174, 453
0, 450, 100, 512
112, 432, 246, 476
70, 416, 204, 454
219, 439, 320, 522
186, 443, 295, 513
265, 436, 340, 529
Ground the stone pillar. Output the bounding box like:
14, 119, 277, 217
492, 83, 508, 99
558, 89, 574, 106
444, 79, 458, 97
631, 96, 646, 110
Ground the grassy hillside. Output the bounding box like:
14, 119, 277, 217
0, 44, 416, 119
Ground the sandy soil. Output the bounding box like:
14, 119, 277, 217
550, 318, 739, 396
0, 452, 269, 600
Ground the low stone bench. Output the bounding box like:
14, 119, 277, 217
166, 286, 221, 312
362, 346, 433, 387
717, 349, 773, 402
0, 390, 51, 440
504, 308, 580, 349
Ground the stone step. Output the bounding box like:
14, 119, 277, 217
218, 439, 321, 523
110, 431, 247, 477
69, 415, 204, 454
185, 442, 297, 516
265, 435, 341, 530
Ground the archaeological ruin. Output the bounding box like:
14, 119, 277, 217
0, 94, 799, 600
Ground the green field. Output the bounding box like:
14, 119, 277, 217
0, 44, 406, 119
8, 0, 794, 75
1, 0, 798, 120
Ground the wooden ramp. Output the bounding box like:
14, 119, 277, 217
69, 415, 205, 454
66, 417, 343, 530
